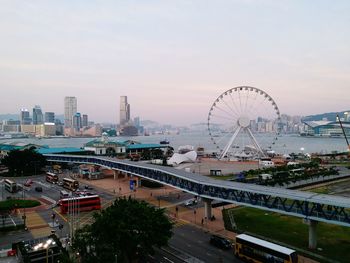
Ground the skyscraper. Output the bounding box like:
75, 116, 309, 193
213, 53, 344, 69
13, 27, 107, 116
33, 105, 43, 125
120, 96, 130, 126
45, 112, 55, 123
64, 96, 77, 127
82, 114, 88, 127
73, 112, 82, 131
20, 108, 32, 124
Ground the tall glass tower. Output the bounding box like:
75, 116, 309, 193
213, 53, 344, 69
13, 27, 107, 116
64, 96, 77, 127
32, 105, 43, 125
120, 96, 130, 126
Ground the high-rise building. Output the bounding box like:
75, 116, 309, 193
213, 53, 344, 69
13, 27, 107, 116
64, 96, 77, 127
33, 105, 43, 125
120, 96, 130, 126
82, 114, 88, 127
44, 112, 55, 123
73, 112, 82, 131
20, 108, 32, 125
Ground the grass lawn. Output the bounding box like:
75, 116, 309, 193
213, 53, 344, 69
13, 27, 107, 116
0, 199, 41, 211
225, 207, 350, 262
309, 186, 330, 194
209, 175, 234, 180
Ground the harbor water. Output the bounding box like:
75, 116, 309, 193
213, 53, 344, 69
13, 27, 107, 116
0, 132, 348, 155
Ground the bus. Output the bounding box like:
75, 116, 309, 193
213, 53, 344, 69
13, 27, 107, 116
62, 178, 79, 191
59, 195, 101, 214
4, 179, 17, 193
235, 234, 298, 263
46, 172, 59, 184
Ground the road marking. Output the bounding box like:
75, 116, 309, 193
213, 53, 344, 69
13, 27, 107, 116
9, 215, 16, 226
163, 257, 174, 263
41, 195, 56, 204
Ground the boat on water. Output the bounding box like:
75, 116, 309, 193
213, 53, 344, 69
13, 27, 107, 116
160, 139, 170, 145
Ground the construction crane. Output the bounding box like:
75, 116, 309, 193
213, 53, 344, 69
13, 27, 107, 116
336, 114, 350, 155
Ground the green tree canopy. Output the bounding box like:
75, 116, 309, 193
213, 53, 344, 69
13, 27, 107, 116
1, 148, 46, 176
73, 197, 173, 263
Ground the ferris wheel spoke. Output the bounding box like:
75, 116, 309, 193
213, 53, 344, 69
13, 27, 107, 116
219, 126, 241, 160
246, 96, 268, 120
228, 92, 242, 117
238, 90, 243, 115
209, 113, 236, 122
221, 96, 240, 117
244, 88, 250, 114
213, 104, 239, 120
245, 90, 259, 119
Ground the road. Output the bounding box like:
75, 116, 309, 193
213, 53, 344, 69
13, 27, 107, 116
1, 174, 242, 263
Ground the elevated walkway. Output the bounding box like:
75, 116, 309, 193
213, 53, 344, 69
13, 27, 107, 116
45, 154, 350, 228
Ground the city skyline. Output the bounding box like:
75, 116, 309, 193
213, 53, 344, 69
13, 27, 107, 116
0, 1, 349, 125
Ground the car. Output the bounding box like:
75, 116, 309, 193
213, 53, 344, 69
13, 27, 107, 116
57, 181, 63, 186
84, 185, 93, 190
209, 235, 232, 250
24, 179, 33, 187
184, 199, 198, 206
35, 186, 43, 192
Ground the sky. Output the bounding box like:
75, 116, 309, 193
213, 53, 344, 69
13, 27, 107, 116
0, 0, 349, 125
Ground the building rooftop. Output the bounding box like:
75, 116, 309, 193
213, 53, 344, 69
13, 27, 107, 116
127, 143, 168, 150
303, 120, 350, 128
36, 147, 87, 154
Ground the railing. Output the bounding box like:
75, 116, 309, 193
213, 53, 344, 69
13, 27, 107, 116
44, 154, 350, 227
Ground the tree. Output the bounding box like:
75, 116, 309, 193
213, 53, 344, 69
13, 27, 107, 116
1, 148, 46, 176
73, 197, 173, 263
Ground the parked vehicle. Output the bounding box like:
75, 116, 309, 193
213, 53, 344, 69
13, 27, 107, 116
209, 235, 232, 250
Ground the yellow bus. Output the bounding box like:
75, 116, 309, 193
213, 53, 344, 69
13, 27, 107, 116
235, 234, 298, 263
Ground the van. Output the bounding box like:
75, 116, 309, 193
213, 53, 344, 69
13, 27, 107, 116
60, 190, 70, 199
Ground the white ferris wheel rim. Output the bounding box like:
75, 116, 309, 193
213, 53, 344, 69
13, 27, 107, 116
207, 86, 281, 160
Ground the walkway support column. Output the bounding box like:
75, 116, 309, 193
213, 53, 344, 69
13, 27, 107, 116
113, 170, 117, 180
203, 198, 212, 219
308, 219, 318, 249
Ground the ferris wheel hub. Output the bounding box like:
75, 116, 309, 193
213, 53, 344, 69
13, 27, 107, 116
238, 116, 250, 128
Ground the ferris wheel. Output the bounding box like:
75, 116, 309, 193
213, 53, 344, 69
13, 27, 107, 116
207, 86, 281, 160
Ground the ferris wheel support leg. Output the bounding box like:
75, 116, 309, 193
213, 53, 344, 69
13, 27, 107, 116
246, 128, 266, 157
219, 127, 241, 160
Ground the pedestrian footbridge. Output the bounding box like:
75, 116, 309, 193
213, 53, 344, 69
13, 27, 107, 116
45, 154, 350, 228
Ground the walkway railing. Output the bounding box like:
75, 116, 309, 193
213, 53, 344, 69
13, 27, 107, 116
44, 154, 350, 227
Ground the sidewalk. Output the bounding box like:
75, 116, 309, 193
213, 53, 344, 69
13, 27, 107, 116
78, 176, 319, 263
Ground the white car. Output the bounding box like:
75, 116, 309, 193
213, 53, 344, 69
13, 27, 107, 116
184, 199, 198, 206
